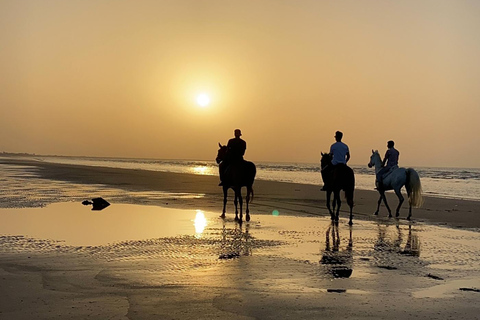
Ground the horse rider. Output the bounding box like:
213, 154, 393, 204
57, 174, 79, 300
376, 140, 399, 190
219, 129, 247, 185
321, 131, 350, 191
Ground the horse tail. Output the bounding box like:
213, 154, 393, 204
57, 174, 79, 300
406, 168, 423, 208
248, 187, 254, 203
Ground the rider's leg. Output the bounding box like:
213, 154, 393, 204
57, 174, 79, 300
375, 168, 386, 190
321, 166, 334, 191
219, 162, 227, 186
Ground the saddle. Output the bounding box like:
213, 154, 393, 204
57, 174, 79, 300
381, 165, 398, 180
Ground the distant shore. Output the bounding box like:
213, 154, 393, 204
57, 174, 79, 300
1, 157, 479, 230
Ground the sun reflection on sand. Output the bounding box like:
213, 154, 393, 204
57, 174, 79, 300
194, 210, 207, 237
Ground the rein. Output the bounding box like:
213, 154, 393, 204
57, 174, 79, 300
321, 164, 330, 172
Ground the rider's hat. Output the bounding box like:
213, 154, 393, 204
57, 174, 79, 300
234, 129, 242, 136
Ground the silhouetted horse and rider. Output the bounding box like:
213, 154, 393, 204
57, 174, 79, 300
216, 129, 256, 222
320, 131, 355, 225
368, 143, 423, 220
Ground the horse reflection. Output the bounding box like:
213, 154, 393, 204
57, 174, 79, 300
374, 223, 420, 256
373, 223, 420, 269
320, 223, 353, 278
219, 221, 252, 259
400, 224, 420, 256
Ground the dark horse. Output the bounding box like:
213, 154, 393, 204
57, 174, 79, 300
320, 153, 355, 225
216, 144, 256, 222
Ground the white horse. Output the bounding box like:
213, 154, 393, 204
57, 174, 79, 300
368, 150, 423, 220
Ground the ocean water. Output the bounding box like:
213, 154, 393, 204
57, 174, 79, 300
27, 156, 480, 201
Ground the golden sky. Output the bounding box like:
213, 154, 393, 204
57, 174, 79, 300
1, 0, 479, 167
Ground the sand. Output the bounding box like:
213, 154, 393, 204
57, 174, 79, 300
0, 157, 479, 319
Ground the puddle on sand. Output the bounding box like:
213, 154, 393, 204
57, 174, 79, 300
0, 202, 479, 287
0, 202, 212, 246
413, 277, 480, 298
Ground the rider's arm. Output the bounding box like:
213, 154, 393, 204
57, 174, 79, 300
345, 152, 350, 163
382, 150, 389, 167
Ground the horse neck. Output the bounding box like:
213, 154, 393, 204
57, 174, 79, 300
373, 155, 383, 173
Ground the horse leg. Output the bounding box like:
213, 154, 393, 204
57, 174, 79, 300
245, 186, 251, 222
348, 205, 353, 226
220, 186, 228, 218
234, 189, 239, 221
347, 194, 354, 226
406, 190, 413, 220
326, 191, 334, 220
394, 188, 404, 218
374, 194, 382, 215
381, 192, 392, 218
334, 190, 341, 223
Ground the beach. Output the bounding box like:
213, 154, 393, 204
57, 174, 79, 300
1, 158, 479, 319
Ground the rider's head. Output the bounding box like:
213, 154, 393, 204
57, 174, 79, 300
387, 140, 394, 148
234, 129, 242, 138
335, 131, 343, 141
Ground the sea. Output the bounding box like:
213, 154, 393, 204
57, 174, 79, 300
22, 156, 480, 202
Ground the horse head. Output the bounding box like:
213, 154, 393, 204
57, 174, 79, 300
368, 150, 380, 168
320, 152, 332, 170
216, 143, 228, 164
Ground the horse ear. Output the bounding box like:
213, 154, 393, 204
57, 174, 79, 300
372, 149, 374, 154
219, 143, 222, 148
321, 152, 324, 156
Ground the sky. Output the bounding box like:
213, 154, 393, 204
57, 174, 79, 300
1, 0, 480, 168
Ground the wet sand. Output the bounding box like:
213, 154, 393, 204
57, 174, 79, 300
0, 158, 480, 319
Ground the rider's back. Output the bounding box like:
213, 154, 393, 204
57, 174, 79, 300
330, 141, 349, 165
226, 137, 246, 162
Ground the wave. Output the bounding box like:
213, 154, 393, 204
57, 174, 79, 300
31, 156, 480, 201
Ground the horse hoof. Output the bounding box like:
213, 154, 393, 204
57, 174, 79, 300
348, 221, 353, 226
220, 213, 226, 219
407, 216, 411, 221
373, 212, 379, 216
246, 215, 250, 222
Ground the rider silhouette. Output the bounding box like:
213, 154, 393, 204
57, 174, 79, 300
321, 131, 350, 191
219, 129, 246, 185
376, 140, 399, 190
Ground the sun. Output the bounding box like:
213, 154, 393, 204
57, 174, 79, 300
196, 93, 211, 107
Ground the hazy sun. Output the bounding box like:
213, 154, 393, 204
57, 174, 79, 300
196, 93, 211, 107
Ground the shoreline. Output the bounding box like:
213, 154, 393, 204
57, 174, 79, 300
1, 157, 479, 230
